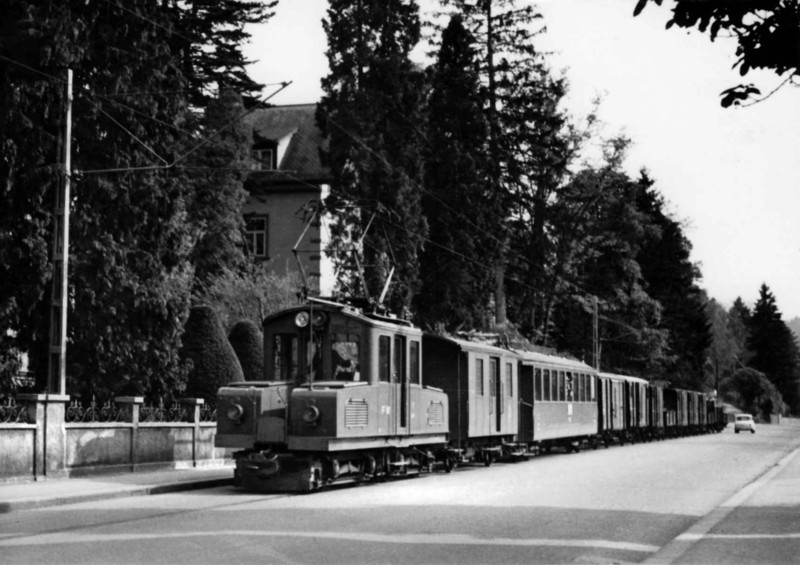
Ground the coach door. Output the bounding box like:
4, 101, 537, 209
394, 335, 409, 434
489, 357, 502, 432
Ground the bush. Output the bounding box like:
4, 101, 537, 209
194, 263, 300, 333
181, 305, 244, 401
228, 319, 264, 381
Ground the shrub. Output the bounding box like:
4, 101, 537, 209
181, 304, 244, 401
228, 319, 264, 381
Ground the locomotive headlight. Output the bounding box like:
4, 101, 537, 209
295, 311, 310, 328
226, 402, 245, 424
302, 404, 320, 424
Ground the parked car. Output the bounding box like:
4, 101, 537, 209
734, 413, 756, 434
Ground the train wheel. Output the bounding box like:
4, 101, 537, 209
306, 460, 322, 492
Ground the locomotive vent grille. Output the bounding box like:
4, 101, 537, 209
427, 401, 445, 426
345, 399, 368, 428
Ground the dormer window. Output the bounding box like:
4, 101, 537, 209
251, 148, 275, 171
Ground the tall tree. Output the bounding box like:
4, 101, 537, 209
705, 298, 741, 394
318, 0, 428, 313
748, 284, 799, 412
550, 162, 669, 377
633, 0, 800, 106
634, 172, 711, 389
440, 0, 560, 327
187, 88, 250, 288
415, 14, 494, 331
170, 0, 277, 107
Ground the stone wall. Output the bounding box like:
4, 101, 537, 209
0, 395, 231, 482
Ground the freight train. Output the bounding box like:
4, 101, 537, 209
215, 298, 726, 492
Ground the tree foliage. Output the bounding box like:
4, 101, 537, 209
633, 0, 800, 106
721, 367, 783, 421
318, 0, 428, 313
415, 14, 495, 331
747, 284, 799, 411
0, 1, 273, 398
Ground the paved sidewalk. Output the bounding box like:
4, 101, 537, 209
0, 465, 234, 514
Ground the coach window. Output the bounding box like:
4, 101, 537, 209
476, 358, 485, 396
555, 371, 562, 401
534, 368, 542, 401
566, 372, 574, 401
410, 341, 420, 385
543, 369, 551, 401
505, 362, 513, 397
378, 336, 391, 382
577, 374, 583, 402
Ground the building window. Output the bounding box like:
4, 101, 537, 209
245, 215, 268, 258
251, 148, 275, 171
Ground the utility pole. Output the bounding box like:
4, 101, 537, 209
47, 69, 72, 396
593, 295, 600, 371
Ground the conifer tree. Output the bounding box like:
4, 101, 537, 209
188, 89, 250, 288
415, 14, 494, 330
748, 284, 799, 412
440, 0, 569, 328
318, 0, 428, 313
182, 305, 244, 400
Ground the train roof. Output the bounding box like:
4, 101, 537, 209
423, 334, 517, 357
599, 371, 649, 385
513, 349, 596, 372
263, 299, 419, 332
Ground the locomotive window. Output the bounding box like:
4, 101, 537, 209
559, 371, 566, 401
410, 341, 420, 384
332, 335, 360, 381
476, 359, 484, 396
273, 334, 298, 381
505, 363, 513, 397
379, 336, 391, 382
534, 368, 542, 401
543, 370, 551, 401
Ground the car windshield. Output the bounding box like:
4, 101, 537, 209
736, 415, 752, 421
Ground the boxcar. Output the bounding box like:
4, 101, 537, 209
423, 335, 523, 465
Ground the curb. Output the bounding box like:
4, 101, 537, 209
0, 477, 233, 514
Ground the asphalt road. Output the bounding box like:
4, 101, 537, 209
2, 421, 799, 564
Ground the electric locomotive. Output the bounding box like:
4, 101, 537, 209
215, 299, 449, 492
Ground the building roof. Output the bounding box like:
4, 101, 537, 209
245, 103, 330, 184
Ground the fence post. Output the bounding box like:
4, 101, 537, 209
179, 398, 204, 467
16, 393, 70, 480
115, 397, 143, 470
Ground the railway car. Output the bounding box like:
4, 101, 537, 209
422, 335, 525, 466
516, 351, 599, 453
216, 299, 449, 492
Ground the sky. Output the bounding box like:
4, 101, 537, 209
243, 0, 800, 321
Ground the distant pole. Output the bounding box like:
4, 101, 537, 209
593, 295, 599, 371
47, 69, 72, 396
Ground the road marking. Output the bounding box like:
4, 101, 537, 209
0, 530, 659, 553
679, 532, 800, 541
644, 446, 800, 564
